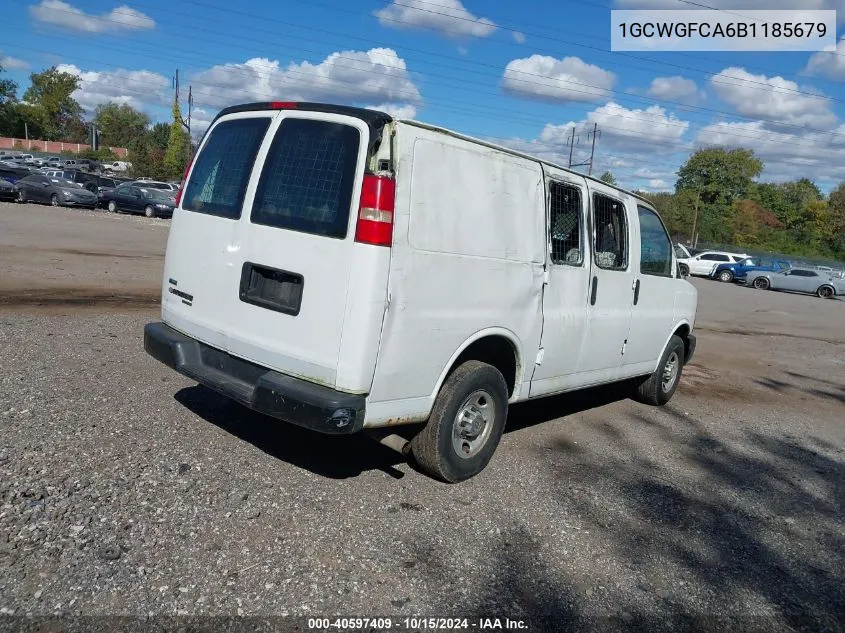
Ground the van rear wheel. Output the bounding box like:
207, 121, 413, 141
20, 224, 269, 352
632, 335, 685, 406
411, 360, 508, 483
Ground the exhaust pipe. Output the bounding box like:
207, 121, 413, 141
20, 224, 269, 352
366, 430, 411, 456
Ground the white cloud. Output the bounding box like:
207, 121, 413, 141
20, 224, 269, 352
0, 54, 29, 70
616, 0, 844, 9
56, 63, 169, 112
502, 55, 616, 103
189, 107, 214, 139
512, 31, 526, 44
647, 76, 699, 100
367, 103, 417, 119
30, 0, 155, 33
648, 179, 669, 189
190, 48, 421, 110
805, 37, 845, 79
711, 67, 836, 129
697, 119, 845, 184
375, 0, 495, 38
539, 101, 689, 151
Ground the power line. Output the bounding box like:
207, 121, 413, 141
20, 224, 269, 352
15, 9, 845, 145
79, 0, 845, 105
11, 39, 844, 157
7, 38, 843, 158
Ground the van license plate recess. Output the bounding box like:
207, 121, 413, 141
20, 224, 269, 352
239, 262, 304, 316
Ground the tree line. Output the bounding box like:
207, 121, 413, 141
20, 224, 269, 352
0, 64, 190, 180
602, 149, 844, 261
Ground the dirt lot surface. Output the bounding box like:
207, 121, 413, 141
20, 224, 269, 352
1, 202, 843, 632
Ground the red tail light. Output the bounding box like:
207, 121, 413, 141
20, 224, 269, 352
174, 152, 194, 207
355, 174, 395, 247
270, 101, 297, 109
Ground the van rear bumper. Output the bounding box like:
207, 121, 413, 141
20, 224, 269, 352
143, 322, 365, 434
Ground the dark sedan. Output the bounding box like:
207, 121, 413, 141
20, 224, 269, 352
0, 178, 17, 201
14, 173, 98, 208
100, 183, 176, 217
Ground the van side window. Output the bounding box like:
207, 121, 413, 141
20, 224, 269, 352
592, 193, 628, 270
182, 117, 271, 219
251, 118, 360, 239
637, 205, 673, 277
549, 182, 583, 266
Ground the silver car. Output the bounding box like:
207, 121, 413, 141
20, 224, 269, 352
746, 267, 845, 299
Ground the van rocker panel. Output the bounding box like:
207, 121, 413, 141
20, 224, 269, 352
144, 322, 365, 434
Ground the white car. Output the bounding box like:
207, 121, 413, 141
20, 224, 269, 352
144, 102, 698, 483
676, 248, 748, 277
102, 161, 132, 173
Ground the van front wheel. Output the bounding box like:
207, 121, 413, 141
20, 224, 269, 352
411, 360, 508, 483
632, 335, 686, 406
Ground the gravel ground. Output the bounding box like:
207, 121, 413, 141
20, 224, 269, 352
0, 202, 843, 632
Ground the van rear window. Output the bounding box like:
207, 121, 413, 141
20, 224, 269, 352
251, 118, 360, 239
182, 117, 271, 219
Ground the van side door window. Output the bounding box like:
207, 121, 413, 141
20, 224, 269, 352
592, 193, 628, 271
550, 182, 583, 266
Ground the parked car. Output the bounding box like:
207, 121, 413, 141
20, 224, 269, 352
677, 250, 749, 277
143, 101, 699, 483
746, 268, 845, 298
43, 156, 63, 167
100, 182, 176, 217
14, 173, 98, 208
0, 177, 17, 201
710, 257, 792, 283
128, 180, 178, 191
102, 161, 132, 173
0, 164, 32, 183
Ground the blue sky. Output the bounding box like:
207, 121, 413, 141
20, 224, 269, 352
3, 0, 845, 192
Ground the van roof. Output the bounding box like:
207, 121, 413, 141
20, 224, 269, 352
212, 101, 656, 208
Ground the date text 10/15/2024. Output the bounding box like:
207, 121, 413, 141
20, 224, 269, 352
307, 617, 529, 630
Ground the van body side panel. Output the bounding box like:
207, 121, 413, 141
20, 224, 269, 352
364, 123, 545, 425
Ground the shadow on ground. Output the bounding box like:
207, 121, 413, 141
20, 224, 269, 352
417, 400, 845, 632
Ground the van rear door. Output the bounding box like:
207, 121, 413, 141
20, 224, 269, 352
163, 106, 387, 392
162, 112, 273, 352
225, 112, 373, 389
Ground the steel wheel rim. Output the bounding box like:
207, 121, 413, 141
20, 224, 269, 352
661, 351, 680, 393
145, 206, 153, 217
51, 195, 58, 206
452, 390, 495, 459
719, 271, 732, 282
108, 201, 116, 212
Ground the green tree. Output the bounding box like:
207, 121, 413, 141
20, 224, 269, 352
163, 101, 190, 178
22, 66, 85, 141
0, 64, 19, 137
599, 171, 617, 185
147, 122, 171, 151
93, 102, 150, 147
675, 147, 764, 243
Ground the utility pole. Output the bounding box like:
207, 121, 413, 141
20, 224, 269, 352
567, 127, 577, 169
173, 69, 192, 136
587, 122, 601, 176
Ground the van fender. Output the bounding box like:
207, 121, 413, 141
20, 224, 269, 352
429, 327, 525, 402
652, 319, 693, 373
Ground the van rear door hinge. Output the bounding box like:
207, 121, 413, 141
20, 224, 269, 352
621, 339, 627, 356
535, 348, 545, 365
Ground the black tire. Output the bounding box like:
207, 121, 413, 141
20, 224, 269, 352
144, 205, 156, 218
679, 263, 689, 277
15, 190, 24, 203
108, 200, 118, 213
817, 285, 835, 299
411, 360, 508, 483
717, 270, 733, 283
752, 276, 770, 290
633, 335, 685, 406
50, 194, 59, 207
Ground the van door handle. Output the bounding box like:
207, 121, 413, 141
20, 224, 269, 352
633, 279, 641, 305
590, 276, 598, 305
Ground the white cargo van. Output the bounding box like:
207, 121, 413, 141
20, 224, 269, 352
144, 102, 698, 482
